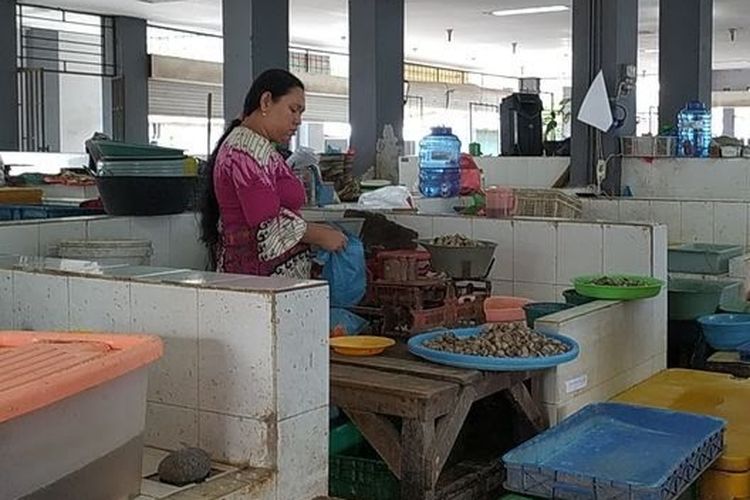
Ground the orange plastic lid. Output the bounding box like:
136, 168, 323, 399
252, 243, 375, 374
614, 369, 750, 473
0, 331, 163, 423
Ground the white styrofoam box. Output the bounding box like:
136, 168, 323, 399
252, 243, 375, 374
131, 282, 199, 408
398, 156, 419, 193
68, 276, 131, 332
198, 411, 271, 467
197, 289, 275, 419
414, 197, 459, 214
513, 220, 557, 284
681, 201, 715, 243
474, 219, 513, 281
433, 216, 473, 238
168, 213, 208, 271
0, 224, 38, 256
581, 199, 619, 222
144, 402, 198, 450
715, 202, 748, 247
276, 407, 328, 500
490, 280, 514, 296
556, 223, 604, 284
39, 220, 86, 257
0, 269, 12, 328
513, 282, 557, 302
86, 217, 131, 240
649, 201, 681, 244
651, 225, 669, 280
130, 216, 171, 267
274, 288, 329, 420
603, 224, 652, 275
475, 157, 568, 188
390, 214, 433, 239
12, 271, 69, 330
618, 200, 650, 223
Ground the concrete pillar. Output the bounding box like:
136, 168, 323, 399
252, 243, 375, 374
348, 0, 404, 175
113, 17, 148, 143
659, 0, 713, 131
723, 107, 736, 137
0, 0, 18, 150
222, 0, 289, 123
570, 0, 638, 191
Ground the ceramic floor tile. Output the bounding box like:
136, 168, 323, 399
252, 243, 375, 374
681, 201, 715, 243
12, 271, 69, 331
618, 200, 651, 223
650, 201, 681, 244
198, 411, 271, 468
0, 269, 12, 329
197, 289, 274, 418
276, 407, 328, 500
556, 223, 604, 284
474, 218, 513, 281
275, 288, 329, 420
715, 202, 747, 247
145, 402, 199, 451
142, 448, 170, 478
68, 276, 131, 332
140, 479, 181, 498
132, 282, 199, 407
603, 225, 652, 276
513, 220, 557, 284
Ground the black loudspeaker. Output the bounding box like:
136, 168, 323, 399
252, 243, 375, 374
500, 93, 543, 156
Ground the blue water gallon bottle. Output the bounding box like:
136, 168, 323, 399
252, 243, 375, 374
677, 101, 712, 158
419, 126, 461, 198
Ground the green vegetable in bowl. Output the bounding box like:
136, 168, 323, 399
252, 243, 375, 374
591, 276, 651, 287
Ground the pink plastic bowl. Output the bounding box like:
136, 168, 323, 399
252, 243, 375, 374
484, 296, 532, 323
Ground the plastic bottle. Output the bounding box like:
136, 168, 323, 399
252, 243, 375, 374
419, 127, 461, 198
677, 101, 712, 158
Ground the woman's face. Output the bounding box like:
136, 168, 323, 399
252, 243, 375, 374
260, 87, 305, 144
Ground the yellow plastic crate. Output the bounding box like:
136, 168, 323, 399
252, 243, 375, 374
613, 369, 750, 500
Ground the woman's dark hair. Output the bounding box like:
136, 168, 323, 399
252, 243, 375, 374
199, 69, 304, 265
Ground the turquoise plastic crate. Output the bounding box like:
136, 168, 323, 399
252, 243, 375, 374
668, 243, 744, 275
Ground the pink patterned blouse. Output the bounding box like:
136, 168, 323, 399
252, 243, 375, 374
213, 126, 311, 278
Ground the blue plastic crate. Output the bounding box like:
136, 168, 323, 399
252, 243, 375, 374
0, 204, 103, 221
502, 402, 725, 500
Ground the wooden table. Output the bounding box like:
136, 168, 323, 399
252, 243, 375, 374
705, 351, 750, 378
330, 345, 548, 500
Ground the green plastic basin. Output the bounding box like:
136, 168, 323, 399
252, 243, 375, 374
573, 275, 664, 300
668, 278, 741, 321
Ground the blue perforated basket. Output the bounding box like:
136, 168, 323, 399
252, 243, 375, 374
502, 402, 725, 500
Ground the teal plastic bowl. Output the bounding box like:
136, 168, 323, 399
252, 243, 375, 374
523, 302, 574, 328
697, 313, 750, 351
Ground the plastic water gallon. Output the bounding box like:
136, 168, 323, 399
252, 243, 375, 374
677, 101, 712, 158
419, 127, 461, 198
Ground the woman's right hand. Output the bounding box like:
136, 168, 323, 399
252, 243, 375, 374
317, 226, 348, 252
303, 223, 348, 252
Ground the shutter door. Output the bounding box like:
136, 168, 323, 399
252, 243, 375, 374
149, 79, 224, 119
303, 94, 348, 123
149, 79, 347, 122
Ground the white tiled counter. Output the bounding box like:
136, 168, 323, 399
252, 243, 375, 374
0, 256, 329, 500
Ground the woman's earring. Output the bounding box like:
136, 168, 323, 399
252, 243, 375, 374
262, 111, 267, 117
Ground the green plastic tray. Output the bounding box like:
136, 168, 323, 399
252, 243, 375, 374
573, 275, 664, 300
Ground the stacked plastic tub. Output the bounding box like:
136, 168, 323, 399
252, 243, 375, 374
614, 369, 750, 500
0, 331, 162, 499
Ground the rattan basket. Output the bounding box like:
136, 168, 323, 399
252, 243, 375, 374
513, 188, 582, 219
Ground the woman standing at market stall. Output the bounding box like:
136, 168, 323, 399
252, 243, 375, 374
200, 69, 347, 278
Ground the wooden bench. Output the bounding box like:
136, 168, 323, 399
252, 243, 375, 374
330, 345, 548, 500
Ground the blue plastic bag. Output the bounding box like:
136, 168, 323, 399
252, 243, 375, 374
330, 307, 368, 335
316, 236, 366, 307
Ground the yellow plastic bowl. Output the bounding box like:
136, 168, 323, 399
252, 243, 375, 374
330, 336, 396, 356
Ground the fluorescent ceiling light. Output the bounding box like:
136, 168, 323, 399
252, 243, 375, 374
490, 5, 569, 17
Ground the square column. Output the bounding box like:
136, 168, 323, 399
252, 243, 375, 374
0, 0, 18, 150
113, 16, 148, 143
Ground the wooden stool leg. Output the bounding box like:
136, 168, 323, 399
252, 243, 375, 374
401, 419, 436, 500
